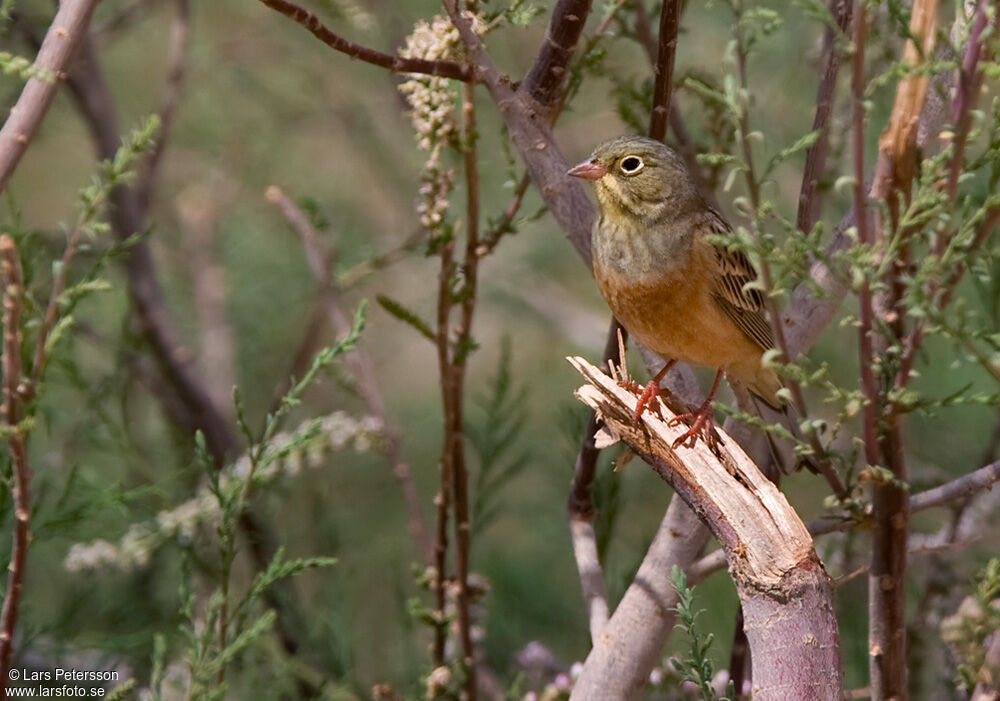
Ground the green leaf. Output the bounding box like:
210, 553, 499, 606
376, 294, 436, 342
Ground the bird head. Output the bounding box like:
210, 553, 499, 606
567, 136, 699, 222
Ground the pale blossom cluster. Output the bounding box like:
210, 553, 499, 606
397, 14, 485, 233
64, 412, 382, 573
398, 16, 463, 152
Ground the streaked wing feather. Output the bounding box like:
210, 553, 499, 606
702, 209, 774, 351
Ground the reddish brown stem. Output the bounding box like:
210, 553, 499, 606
796, 0, 854, 235
648, 0, 680, 142
520, 0, 593, 108
865, 1, 939, 696
450, 78, 479, 698
257, 0, 474, 82
851, 3, 880, 471
0, 236, 28, 695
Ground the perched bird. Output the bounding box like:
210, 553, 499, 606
568, 135, 783, 449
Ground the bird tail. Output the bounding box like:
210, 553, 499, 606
747, 393, 820, 476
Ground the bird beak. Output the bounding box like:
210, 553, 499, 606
567, 159, 607, 180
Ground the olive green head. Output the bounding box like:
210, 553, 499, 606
568, 136, 699, 223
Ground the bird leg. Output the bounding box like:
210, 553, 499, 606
631, 359, 677, 422
668, 368, 724, 450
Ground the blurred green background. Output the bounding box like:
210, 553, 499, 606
2, 0, 999, 698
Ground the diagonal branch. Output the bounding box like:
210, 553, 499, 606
265, 185, 433, 563
257, 0, 474, 82
0, 0, 100, 195
64, 34, 239, 463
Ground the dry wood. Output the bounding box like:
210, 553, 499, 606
569, 356, 842, 700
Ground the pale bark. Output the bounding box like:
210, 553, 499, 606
0, 0, 100, 194
570, 357, 842, 700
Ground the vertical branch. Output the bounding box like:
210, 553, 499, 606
520, 0, 593, 109
449, 77, 479, 698
796, 0, 854, 235
567, 320, 623, 642
865, 1, 939, 698
0, 236, 28, 693
569, 0, 680, 643
852, 3, 880, 480
731, 4, 845, 496
648, 0, 680, 142
137, 0, 191, 211
432, 230, 453, 667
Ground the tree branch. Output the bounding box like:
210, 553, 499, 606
0, 0, 100, 195
867, 2, 939, 696
520, 0, 593, 108
63, 35, 239, 463
257, 0, 474, 82
137, 0, 191, 211
570, 356, 842, 700
264, 185, 433, 563
796, 0, 853, 235
0, 236, 29, 695
567, 321, 623, 642
647, 0, 680, 142
690, 461, 1000, 583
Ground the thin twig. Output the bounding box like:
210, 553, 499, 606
852, 1, 880, 473
0, 236, 28, 695
137, 0, 191, 211
257, 0, 474, 82
731, 4, 845, 497
451, 77, 480, 698
796, 0, 854, 235
0, 0, 101, 195
432, 226, 456, 668
264, 185, 433, 562
476, 174, 530, 258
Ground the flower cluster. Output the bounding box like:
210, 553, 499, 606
64, 412, 382, 573
398, 16, 464, 153
397, 14, 484, 235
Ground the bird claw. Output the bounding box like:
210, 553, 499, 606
668, 401, 720, 451
630, 378, 668, 422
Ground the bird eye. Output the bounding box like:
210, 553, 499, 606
619, 156, 644, 174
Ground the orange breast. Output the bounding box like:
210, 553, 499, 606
593, 254, 764, 372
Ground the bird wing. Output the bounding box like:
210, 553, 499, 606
702, 209, 775, 352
